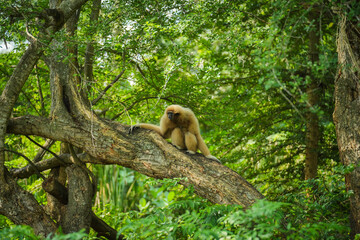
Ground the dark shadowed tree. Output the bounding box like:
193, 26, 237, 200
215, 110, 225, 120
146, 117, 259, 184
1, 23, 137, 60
333, 1, 360, 237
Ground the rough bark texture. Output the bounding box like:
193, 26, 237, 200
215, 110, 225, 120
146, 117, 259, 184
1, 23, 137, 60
333, 12, 360, 238
304, 8, 320, 180
62, 165, 93, 234
0, 177, 57, 237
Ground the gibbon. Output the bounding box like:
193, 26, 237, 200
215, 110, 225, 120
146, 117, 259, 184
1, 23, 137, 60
129, 105, 220, 162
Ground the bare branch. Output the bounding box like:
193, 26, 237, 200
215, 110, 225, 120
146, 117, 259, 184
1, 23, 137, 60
33, 139, 55, 163
92, 68, 126, 105
3, 149, 45, 180
10, 153, 97, 179
26, 136, 67, 165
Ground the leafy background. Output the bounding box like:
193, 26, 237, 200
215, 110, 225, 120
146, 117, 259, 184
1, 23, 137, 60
0, 0, 353, 239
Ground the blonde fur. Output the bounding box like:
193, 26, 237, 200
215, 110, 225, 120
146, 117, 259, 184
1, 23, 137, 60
131, 105, 220, 162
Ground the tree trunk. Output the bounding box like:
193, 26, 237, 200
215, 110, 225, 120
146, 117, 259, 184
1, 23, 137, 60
0, 0, 89, 236
84, 0, 102, 95
304, 7, 320, 180
333, 11, 360, 238
62, 165, 93, 234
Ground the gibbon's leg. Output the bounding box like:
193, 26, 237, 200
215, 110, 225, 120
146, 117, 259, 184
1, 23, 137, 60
185, 132, 197, 154
171, 128, 185, 149
196, 134, 210, 156
196, 134, 220, 162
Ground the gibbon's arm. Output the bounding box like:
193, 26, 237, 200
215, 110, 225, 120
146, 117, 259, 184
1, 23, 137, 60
129, 114, 171, 137
129, 123, 165, 136
137, 123, 162, 135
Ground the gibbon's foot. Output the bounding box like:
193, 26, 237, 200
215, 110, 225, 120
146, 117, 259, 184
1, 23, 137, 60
186, 150, 196, 155
206, 155, 221, 163
174, 144, 185, 150
128, 125, 140, 134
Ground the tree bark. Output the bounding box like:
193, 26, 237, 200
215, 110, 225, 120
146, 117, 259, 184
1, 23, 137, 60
333, 11, 360, 238
62, 165, 93, 234
84, 0, 102, 94
42, 175, 121, 240
0, 177, 57, 237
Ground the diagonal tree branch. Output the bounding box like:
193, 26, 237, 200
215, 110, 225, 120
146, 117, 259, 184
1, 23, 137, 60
10, 153, 97, 179
7, 115, 264, 206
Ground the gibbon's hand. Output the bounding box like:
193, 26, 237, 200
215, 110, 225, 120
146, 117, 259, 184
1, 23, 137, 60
128, 124, 140, 134
205, 155, 221, 163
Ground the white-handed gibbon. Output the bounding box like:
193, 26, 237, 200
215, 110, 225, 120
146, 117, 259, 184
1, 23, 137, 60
129, 105, 220, 162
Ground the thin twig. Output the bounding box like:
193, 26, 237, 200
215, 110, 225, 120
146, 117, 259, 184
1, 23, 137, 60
91, 69, 126, 105
92, 50, 127, 105
279, 89, 306, 122
21, 90, 41, 116
33, 139, 55, 163
25, 136, 67, 165
111, 96, 173, 120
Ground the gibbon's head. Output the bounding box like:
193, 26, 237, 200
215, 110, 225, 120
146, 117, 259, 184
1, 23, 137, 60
165, 105, 183, 122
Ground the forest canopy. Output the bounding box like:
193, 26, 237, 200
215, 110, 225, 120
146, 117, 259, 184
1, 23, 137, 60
0, 0, 360, 239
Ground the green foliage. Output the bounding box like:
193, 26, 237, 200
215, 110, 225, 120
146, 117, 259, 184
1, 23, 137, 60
94, 172, 350, 239
0, 225, 87, 240
114, 193, 349, 239
0, 215, 12, 230
93, 166, 184, 212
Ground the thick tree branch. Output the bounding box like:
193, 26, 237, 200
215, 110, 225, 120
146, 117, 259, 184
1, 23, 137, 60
0, 42, 44, 183
0, 177, 57, 236
333, 11, 360, 238
7, 115, 264, 206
